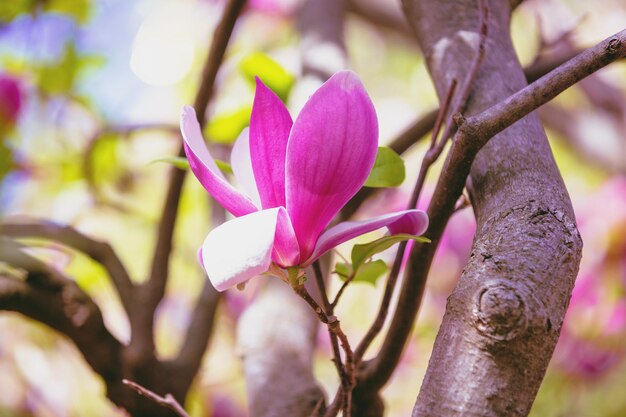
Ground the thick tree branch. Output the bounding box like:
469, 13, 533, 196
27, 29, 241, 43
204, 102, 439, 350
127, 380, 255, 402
381, 4, 625, 417
169, 280, 220, 391
237, 279, 325, 417
0, 237, 128, 409
131, 0, 247, 364
0, 220, 135, 313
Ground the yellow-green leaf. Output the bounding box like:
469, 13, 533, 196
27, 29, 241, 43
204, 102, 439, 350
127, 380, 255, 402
335, 259, 388, 286
44, 0, 92, 23
364, 147, 406, 188
204, 106, 251, 145
239, 52, 295, 102
351, 234, 430, 272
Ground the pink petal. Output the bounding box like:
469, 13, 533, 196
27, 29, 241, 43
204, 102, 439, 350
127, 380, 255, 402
181, 106, 258, 217
249, 78, 293, 208
303, 209, 428, 265
201, 208, 282, 291
272, 208, 301, 267
231, 128, 261, 207
286, 71, 378, 259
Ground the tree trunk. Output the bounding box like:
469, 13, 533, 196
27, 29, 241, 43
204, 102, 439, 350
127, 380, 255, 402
403, 0, 583, 416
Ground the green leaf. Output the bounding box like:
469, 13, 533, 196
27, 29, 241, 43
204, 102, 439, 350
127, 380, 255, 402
90, 133, 122, 186
36, 44, 79, 96
204, 106, 251, 145
214, 159, 233, 175
150, 156, 190, 170
335, 262, 351, 279
0, 0, 36, 23
150, 156, 233, 175
351, 234, 431, 272
364, 147, 406, 188
239, 52, 295, 102
336, 259, 388, 286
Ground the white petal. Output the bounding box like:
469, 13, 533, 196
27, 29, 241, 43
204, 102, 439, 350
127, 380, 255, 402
202, 208, 280, 291
231, 128, 262, 208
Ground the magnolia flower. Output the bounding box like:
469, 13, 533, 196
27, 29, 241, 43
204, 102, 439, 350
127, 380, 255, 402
181, 71, 428, 291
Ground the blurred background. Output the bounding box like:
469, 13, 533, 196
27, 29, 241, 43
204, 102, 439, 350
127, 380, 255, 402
0, 0, 625, 416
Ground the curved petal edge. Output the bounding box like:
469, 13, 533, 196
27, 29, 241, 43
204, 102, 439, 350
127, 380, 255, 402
181, 106, 258, 217
303, 209, 428, 265
201, 208, 282, 291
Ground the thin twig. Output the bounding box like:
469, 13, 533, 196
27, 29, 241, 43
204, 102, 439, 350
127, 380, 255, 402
339, 38, 581, 224
356, 0, 489, 385
292, 281, 355, 416
312, 260, 332, 313
330, 273, 354, 309
123, 379, 191, 417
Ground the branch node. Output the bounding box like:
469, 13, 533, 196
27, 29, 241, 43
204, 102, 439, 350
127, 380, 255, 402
473, 280, 528, 341
452, 112, 466, 127
607, 38, 621, 54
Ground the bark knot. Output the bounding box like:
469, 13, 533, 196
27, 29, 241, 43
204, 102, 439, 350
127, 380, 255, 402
473, 280, 528, 341
606, 38, 621, 55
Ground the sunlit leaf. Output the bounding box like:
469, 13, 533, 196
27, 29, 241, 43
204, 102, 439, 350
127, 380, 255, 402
204, 106, 251, 145
44, 0, 92, 23
35, 44, 79, 95
364, 146, 406, 188
334, 262, 351, 279
34, 44, 104, 97
0, 0, 35, 23
335, 259, 388, 286
89, 133, 125, 188
351, 234, 430, 272
215, 159, 233, 175
150, 156, 190, 170
239, 52, 295, 102
0, 142, 15, 181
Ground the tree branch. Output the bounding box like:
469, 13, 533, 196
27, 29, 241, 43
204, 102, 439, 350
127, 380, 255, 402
382, 4, 625, 417
0, 237, 128, 408
237, 279, 325, 417
169, 280, 220, 392
123, 379, 191, 417
131, 0, 247, 363
339, 42, 590, 223
0, 220, 135, 313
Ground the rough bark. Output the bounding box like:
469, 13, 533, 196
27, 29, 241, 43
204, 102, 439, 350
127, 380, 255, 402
403, 1, 583, 416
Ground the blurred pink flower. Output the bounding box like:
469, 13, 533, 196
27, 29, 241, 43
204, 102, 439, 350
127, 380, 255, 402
555, 333, 622, 379
0, 74, 22, 130
182, 71, 428, 291
554, 177, 626, 378
210, 393, 246, 417
249, 0, 303, 16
